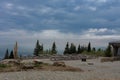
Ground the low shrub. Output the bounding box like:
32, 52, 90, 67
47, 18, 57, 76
101, 57, 114, 62
0, 64, 7, 68
53, 62, 66, 67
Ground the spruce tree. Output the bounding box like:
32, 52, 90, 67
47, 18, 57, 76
4, 49, 9, 59
9, 50, 14, 59
64, 42, 70, 54
87, 42, 91, 52
77, 44, 81, 54
105, 45, 112, 57
81, 46, 87, 53
41, 44, 43, 51
51, 42, 57, 54
39, 44, 43, 54
70, 43, 76, 54
33, 40, 39, 56
34, 40, 44, 55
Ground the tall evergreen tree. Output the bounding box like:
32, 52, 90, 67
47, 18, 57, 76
34, 40, 40, 56
87, 42, 91, 52
4, 49, 9, 59
80, 45, 87, 53
70, 43, 76, 54
77, 44, 81, 54
9, 50, 14, 59
41, 44, 43, 51
51, 42, 57, 54
105, 45, 112, 57
64, 42, 70, 54
39, 44, 43, 54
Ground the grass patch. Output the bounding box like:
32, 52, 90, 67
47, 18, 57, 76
0, 60, 83, 72
0, 64, 7, 68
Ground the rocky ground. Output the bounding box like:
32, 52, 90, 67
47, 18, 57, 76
0, 58, 120, 80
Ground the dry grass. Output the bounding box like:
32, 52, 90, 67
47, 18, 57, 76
101, 57, 114, 62
36, 64, 83, 72
0, 65, 21, 72
101, 57, 120, 62
0, 60, 83, 72
0, 59, 120, 80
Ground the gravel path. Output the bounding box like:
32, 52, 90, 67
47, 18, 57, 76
0, 58, 120, 80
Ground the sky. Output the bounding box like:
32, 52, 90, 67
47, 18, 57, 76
0, 0, 120, 56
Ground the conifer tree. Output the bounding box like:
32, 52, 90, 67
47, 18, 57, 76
9, 50, 14, 59
4, 49, 9, 59
77, 44, 81, 54
34, 40, 40, 56
64, 42, 70, 54
105, 45, 112, 57
39, 44, 43, 54
70, 43, 76, 54
80, 46, 87, 53
41, 44, 43, 51
87, 42, 91, 52
51, 42, 57, 54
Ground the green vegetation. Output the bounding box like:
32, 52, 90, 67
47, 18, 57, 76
69, 43, 76, 54
51, 42, 57, 54
105, 45, 112, 57
82, 48, 105, 56
63, 41, 111, 57
77, 44, 81, 54
9, 50, 14, 59
0, 64, 7, 68
34, 61, 50, 67
64, 42, 70, 54
4, 49, 9, 59
64, 42, 90, 55
34, 62, 43, 67
33, 40, 57, 56
64, 42, 77, 54
87, 42, 91, 52
3, 40, 112, 58
4, 50, 16, 59
33, 40, 44, 56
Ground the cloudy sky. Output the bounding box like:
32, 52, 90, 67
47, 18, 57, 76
0, 0, 120, 55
